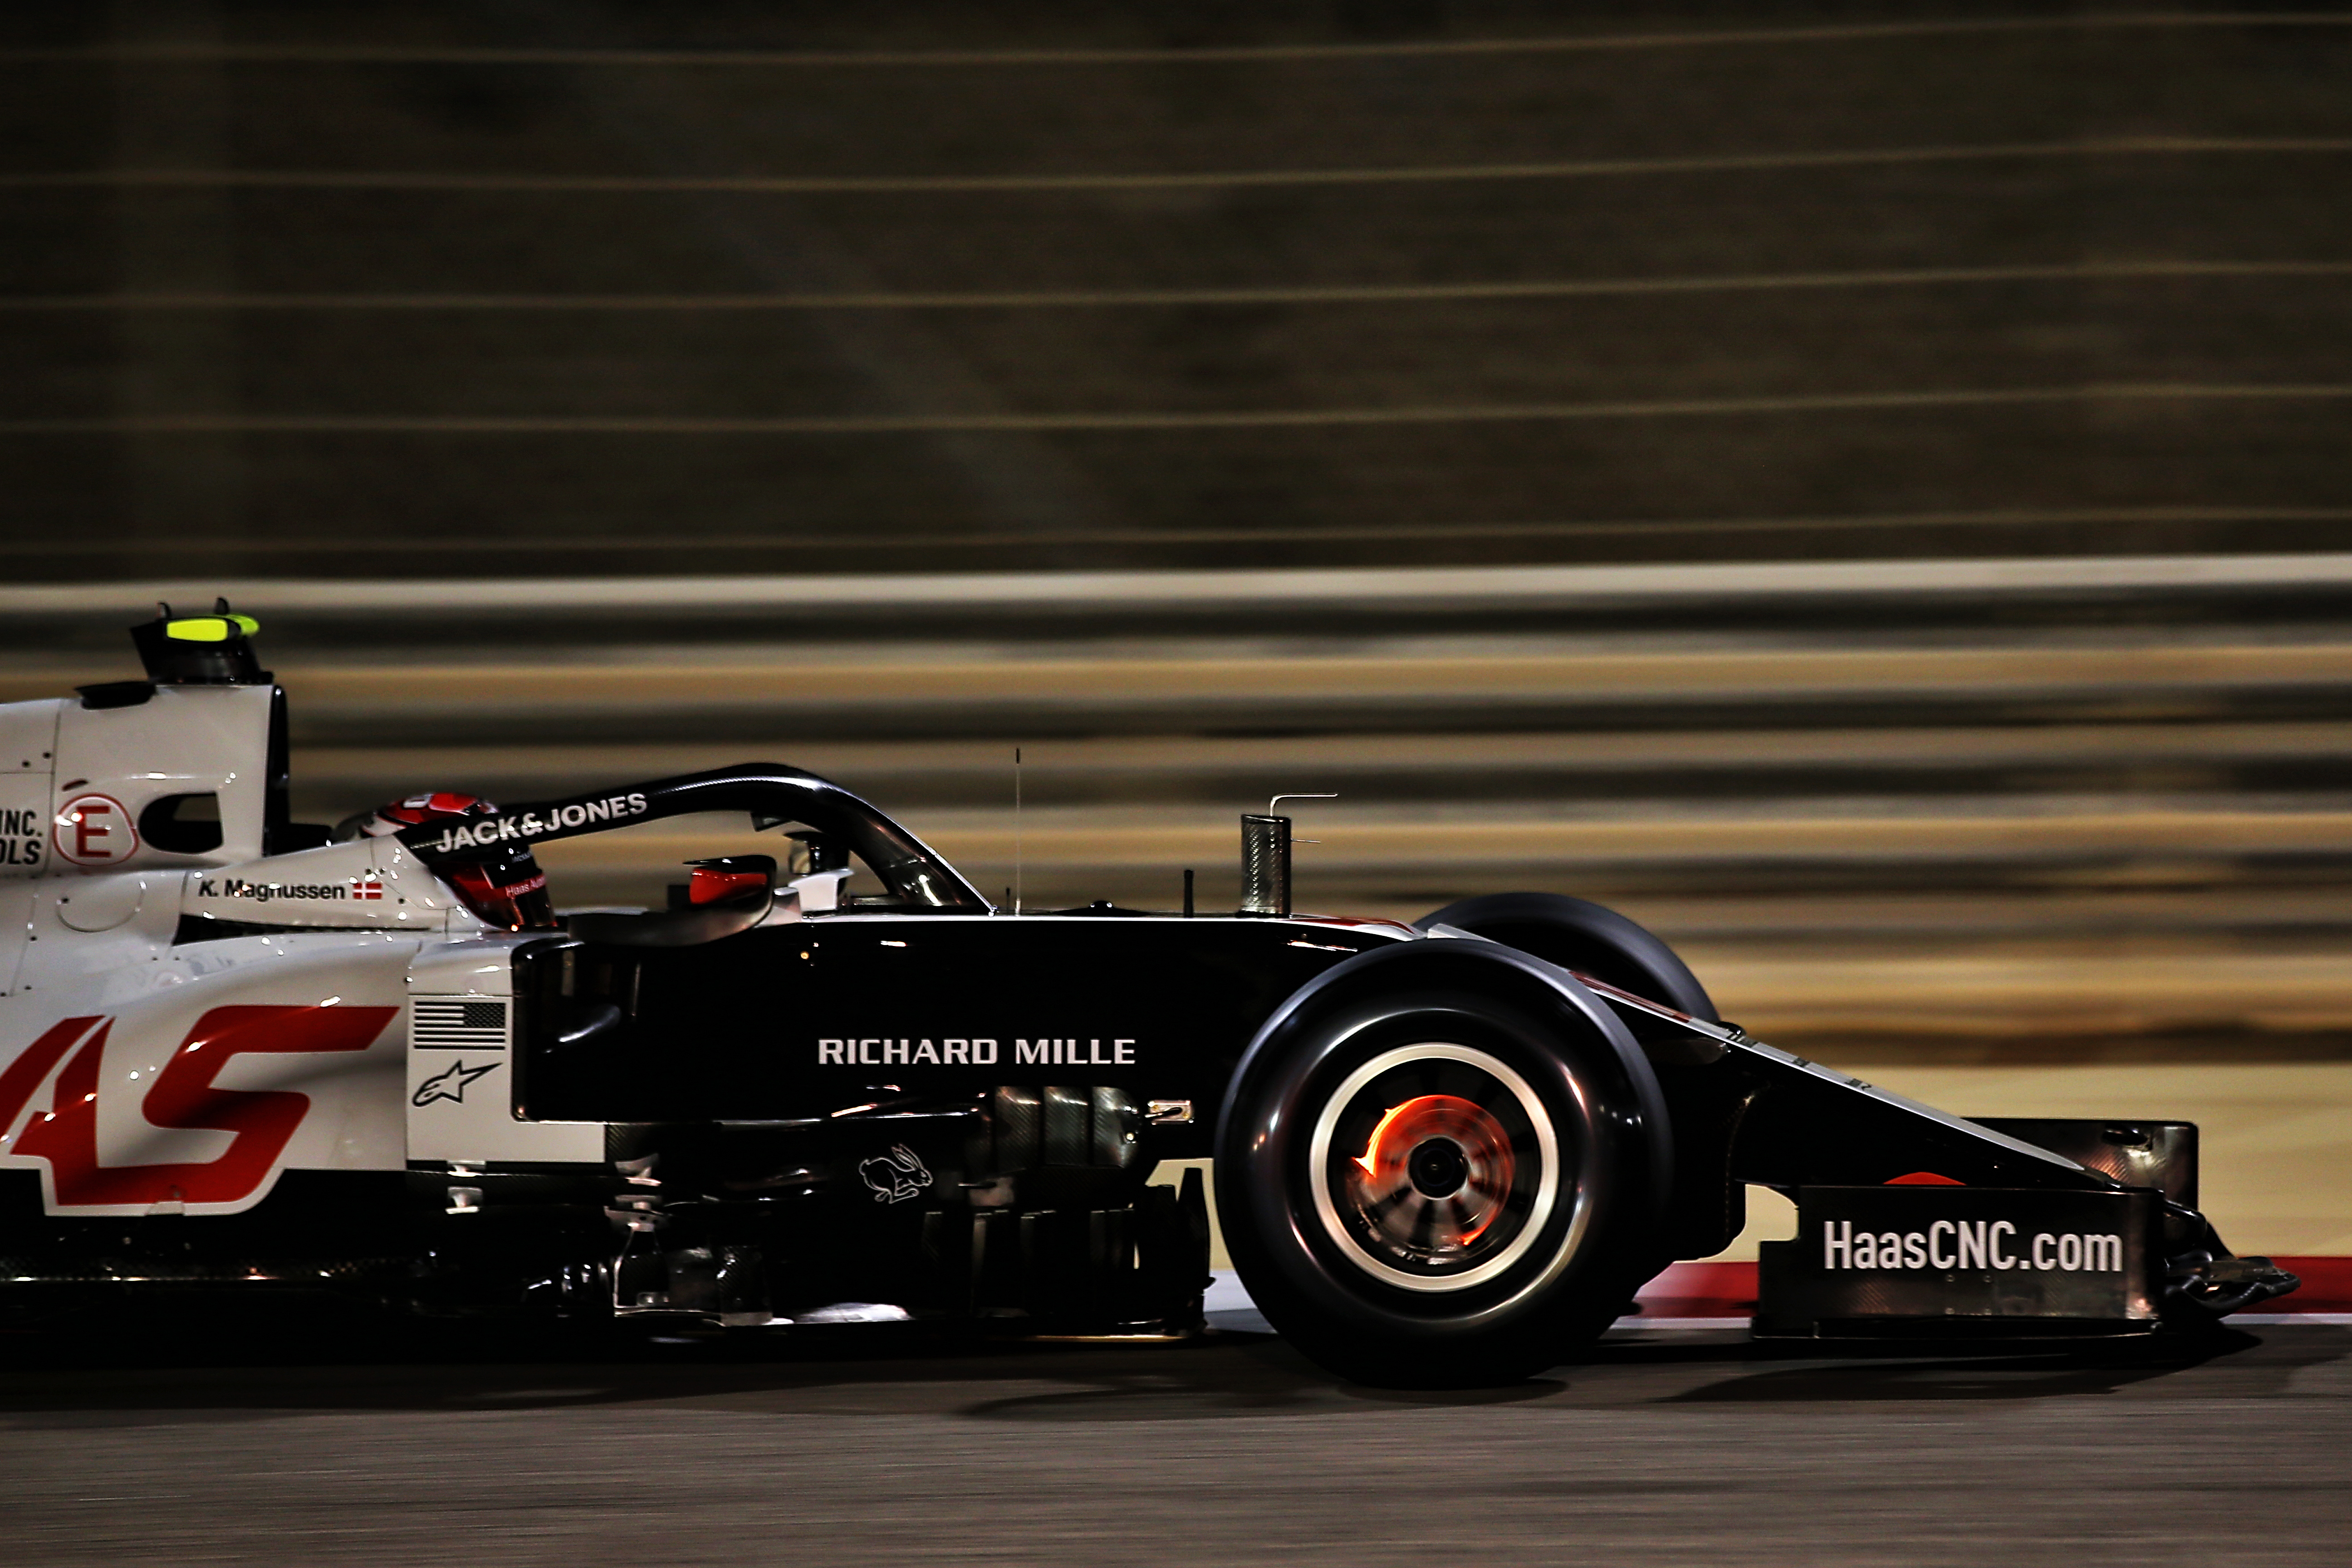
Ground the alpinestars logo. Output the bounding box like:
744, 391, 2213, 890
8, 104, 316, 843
412, 1059, 499, 1107
859, 1144, 932, 1204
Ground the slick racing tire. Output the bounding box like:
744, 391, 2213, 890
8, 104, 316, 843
1417, 892, 1718, 1022
1215, 945, 1671, 1388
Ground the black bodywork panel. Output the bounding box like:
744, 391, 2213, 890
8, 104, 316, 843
514, 911, 2130, 1265
515, 914, 1399, 1157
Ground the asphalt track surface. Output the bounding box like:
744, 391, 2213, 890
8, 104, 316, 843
1, 1307, 2346, 1568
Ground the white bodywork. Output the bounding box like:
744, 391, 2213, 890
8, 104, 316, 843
0, 685, 598, 1221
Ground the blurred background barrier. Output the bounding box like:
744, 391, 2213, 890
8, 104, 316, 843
5, 5, 2349, 1253
5, 6, 2350, 574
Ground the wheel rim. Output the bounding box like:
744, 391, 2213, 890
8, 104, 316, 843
1306, 1042, 1561, 1293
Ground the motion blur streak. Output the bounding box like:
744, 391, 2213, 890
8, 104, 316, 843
10, 7, 2351, 577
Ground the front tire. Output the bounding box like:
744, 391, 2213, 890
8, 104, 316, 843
1216, 953, 1670, 1387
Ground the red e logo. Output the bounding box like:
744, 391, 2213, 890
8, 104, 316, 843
54, 794, 137, 866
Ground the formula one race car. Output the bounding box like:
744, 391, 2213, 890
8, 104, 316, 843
0, 609, 2299, 1384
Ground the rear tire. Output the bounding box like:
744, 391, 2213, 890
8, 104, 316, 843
1215, 959, 1669, 1387
1417, 892, 1717, 1022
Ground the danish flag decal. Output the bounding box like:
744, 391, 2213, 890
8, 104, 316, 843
0, 1005, 397, 1210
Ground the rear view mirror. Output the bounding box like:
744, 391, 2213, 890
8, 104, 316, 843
785, 832, 846, 875
684, 854, 775, 904
569, 855, 780, 948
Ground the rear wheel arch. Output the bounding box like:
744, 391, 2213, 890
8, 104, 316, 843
1416, 892, 1717, 1022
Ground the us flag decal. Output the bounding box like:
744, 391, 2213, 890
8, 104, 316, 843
410, 999, 508, 1051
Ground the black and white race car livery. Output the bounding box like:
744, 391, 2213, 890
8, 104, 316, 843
0, 608, 2299, 1384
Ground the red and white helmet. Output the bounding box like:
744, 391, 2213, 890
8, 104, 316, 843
349, 791, 497, 837
343, 792, 555, 931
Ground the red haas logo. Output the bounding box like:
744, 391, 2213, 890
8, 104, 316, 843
0, 1005, 398, 1210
